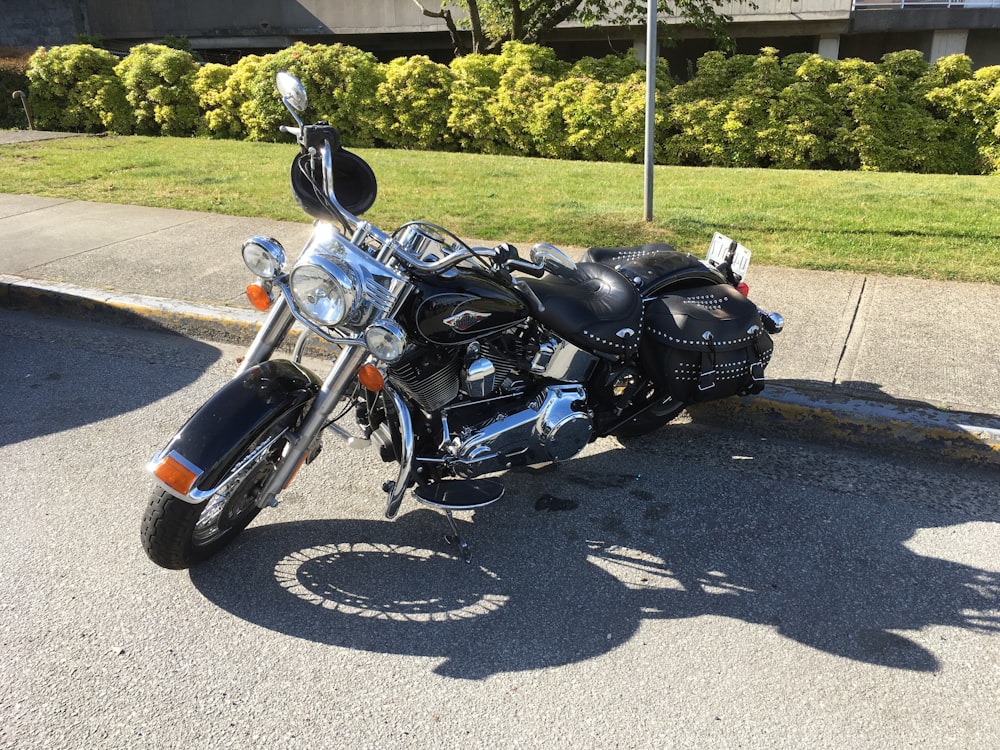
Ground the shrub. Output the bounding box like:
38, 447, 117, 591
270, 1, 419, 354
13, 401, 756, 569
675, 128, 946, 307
979, 67, 1000, 172
191, 63, 235, 137
668, 50, 755, 103
220, 43, 385, 145
530, 56, 671, 163
568, 53, 643, 83
760, 54, 855, 169
916, 54, 981, 174
448, 53, 506, 153
0, 48, 31, 129
825, 50, 979, 173
208, 53, 267, 141
19, 41, 998, 175
26, 44, 131, 132
530, 75, 604, 160
288, 43, 384, 147
115, 43, 200, 135
613, 68, 674, 164
924, 60, 999, 174
489, 42, 569, 155
662, 98, 730, 166
376, 55, 453, 150
665, 48, 791, 168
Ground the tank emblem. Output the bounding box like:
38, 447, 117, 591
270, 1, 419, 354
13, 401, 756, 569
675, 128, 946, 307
444, 309, 492, 332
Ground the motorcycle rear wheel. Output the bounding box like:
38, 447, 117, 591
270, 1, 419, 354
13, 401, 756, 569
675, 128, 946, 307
140, 423, 287, 569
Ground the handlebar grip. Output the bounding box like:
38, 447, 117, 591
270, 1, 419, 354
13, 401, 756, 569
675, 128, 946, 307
506, 259, 546, 278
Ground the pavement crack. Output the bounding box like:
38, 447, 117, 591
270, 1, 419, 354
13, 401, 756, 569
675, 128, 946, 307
833, 275, 868, 385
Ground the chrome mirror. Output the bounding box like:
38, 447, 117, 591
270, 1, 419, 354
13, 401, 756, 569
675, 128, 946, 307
276, 71, 308, 112
530, 243, 577, 273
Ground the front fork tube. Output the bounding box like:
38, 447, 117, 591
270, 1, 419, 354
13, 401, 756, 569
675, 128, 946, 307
236, 295, 297, 376
255, 343, 369, 508
238, 296, 418, 515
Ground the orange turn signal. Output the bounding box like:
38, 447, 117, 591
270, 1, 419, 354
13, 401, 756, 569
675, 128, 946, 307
153, 454, 199, 496
357, 364, 385, 392
246, 283, 272, 311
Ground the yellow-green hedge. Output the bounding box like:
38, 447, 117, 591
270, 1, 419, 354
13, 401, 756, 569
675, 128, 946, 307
23, 41, 1000, 174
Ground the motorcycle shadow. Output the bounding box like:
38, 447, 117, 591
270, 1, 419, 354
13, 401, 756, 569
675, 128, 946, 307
189, 429, 1000, 680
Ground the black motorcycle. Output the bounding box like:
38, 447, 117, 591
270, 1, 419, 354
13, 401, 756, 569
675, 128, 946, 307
141, 72, 783, 568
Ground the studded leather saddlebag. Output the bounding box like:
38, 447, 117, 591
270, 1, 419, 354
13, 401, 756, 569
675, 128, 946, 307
640, 285, 773, 403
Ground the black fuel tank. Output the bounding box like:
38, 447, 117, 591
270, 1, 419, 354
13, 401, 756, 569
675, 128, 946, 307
410, 269, 529, 345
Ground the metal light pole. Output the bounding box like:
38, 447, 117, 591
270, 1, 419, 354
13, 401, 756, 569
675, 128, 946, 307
13, 91, 34, 130
643, 0, 657, 222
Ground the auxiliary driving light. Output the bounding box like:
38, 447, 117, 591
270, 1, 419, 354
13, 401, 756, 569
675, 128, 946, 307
365, 319, 407, 363
242, 236, 286, 279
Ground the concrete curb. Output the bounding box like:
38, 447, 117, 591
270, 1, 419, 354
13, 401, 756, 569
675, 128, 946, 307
4, 273, 998, 469
0, 274, 264, 345
687, 385, 1000, 468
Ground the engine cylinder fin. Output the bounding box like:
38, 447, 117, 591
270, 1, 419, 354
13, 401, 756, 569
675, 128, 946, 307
388, 356, 460, 412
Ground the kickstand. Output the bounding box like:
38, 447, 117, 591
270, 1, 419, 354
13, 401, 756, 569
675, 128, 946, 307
443, 510, 472, 564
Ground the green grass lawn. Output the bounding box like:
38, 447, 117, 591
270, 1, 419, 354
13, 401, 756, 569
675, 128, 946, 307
2, 134, 998, 283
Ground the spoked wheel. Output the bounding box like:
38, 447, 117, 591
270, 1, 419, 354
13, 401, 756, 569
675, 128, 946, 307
140, 422, 289, 570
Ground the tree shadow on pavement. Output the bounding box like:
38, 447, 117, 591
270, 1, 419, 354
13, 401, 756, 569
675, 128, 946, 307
189, 423, 1000, 680
0, 308, 222, 447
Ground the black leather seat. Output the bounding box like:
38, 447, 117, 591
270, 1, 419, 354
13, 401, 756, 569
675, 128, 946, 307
523, 262, 642, 359
581, 243, 677, 265
583, 243, 724, 296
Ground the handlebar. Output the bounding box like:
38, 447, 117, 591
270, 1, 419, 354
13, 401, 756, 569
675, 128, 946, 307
282, 115, 557, 302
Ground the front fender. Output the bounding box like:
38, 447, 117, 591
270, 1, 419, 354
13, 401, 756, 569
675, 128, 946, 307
148, 359, 321, 502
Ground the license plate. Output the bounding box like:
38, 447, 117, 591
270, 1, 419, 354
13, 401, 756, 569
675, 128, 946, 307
706, 232, 751, 280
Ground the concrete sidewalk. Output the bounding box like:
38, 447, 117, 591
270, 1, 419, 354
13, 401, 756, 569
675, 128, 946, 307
1, 191, 998, 467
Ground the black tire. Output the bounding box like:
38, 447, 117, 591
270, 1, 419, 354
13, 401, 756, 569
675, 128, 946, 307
140, 424, 287, 569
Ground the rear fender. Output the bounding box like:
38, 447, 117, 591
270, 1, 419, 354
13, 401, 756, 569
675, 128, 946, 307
147, 359, 321, 503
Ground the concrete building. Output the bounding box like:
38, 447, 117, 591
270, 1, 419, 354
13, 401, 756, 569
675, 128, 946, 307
4, 0, 999, 71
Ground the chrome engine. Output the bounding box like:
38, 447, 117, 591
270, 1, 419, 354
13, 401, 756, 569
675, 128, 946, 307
441, 385, 592, 477
383, 331, 598, 478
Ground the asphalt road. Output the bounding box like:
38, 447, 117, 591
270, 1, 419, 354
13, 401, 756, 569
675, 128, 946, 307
2, 308, 999, 749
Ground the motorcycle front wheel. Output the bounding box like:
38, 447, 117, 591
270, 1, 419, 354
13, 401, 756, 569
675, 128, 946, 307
140, 421, 289, 569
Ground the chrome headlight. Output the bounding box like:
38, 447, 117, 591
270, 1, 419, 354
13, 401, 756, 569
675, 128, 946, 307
242, 237, 286, 280
365, 319, 407, 363
289, 260, 357, 327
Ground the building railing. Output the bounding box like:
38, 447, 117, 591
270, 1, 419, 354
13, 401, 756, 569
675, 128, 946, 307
853, 0, 1000, 8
